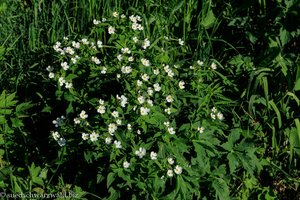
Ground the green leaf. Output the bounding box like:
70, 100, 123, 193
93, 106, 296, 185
279, 28, 290, 47
212, 177, 230, 200
107, 187, 119, 200
269, 100, 282, 128
107, 172, 116, 188
227, 152, 239, 174
289, 120, 300, 155
294, 78, 300, 91
201, 10, 216, 29
0, 149, 4, 156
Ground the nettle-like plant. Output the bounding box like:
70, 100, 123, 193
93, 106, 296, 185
47, 11, 263, 199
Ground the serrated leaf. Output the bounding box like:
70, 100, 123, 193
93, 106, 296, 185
212, 177, 230, 200
227, 152, 239, 174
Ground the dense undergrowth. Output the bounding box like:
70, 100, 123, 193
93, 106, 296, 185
0, 0, 299, 199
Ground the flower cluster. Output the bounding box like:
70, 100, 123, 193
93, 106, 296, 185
48, 11, 226, 196
210, 107, 224, 121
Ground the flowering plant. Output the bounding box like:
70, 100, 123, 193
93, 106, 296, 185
47, 11, 262, 199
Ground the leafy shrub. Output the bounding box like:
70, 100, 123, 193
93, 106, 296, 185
47, 11, 266, 199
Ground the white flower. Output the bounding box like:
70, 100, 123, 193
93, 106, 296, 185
211, 62, 217, 70
61, 62, 69, 70
92, 56, 101, 65
99, 99, 105, 105
167, 70, 174, 78
114, 140, 122, 149
165, 108, 172, 115
137, 80, 143, 87
108, 26, 115, 34
97, 105, 106, 114
116, 119, 122, 125
128, 56, 134, 62
140, 106, 150, 116
147, 88, 154, 96
178, 81, 185, 89
211, 107, 217, 113
142, 38, 150, 49
90, 131, 99, 142
197, 60, 204, 66
198, 126, 205, 133
105, 137, 112, 144
81, 38, 89, 45
121, 66, 132, 74
117, 54, 123, 61
150, 151, 157, 160
71, 57, 78, 64
111, 111, 119, 118
178, 38, 184, 46
141, 74, 149, 81
74, 118, 80, 124
217, 112, 224, 120
174, 165, 182, 175
133, 36, 138, 43
137, 24, 143, 30
53, 42, 61, 51
72, 41, 80, 49
210, 113, 216, 120
123, 161, 130, 168
119, 95, 128, 107
93, 19, 101, 25
63, 37, 68, 40
137, 96, 145, 104
164, 64, 170, 72
79, 110, 88, 119
164, 121, 170, 127
137, 129, 141, 135
57, 138, 66, 147
112, 12, 119, 17
82, 133, 89, 140
52, 131, 60, 141
153, 83, 161, 92
65, 82, 73, 89
166, 95, 174, 103
121, 14, 126, 18
102, 18, 107, 22
46, 66, 53, 72
121, 47, 131, 54
49, 72, 55, 79
129, 15, 137, 23
131, 23, 138, 30
135, 147, 146, 158
153, 69, 160, 75
59, 77, 66, 86
168, 157, 174, 165
97, 40, 103, 48
141, 58, 150, 66
147, 99, 153, 106
65, 47, 74, 55
101, 67, 107, 74
167, 169, 174, 177
127, 124, 132, 130
108, 123, 118, 135
168, 127, 175, 135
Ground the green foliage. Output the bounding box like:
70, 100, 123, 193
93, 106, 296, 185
0, 0, 299, 199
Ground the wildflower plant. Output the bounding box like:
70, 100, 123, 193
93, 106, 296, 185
48, 11, 263, 199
